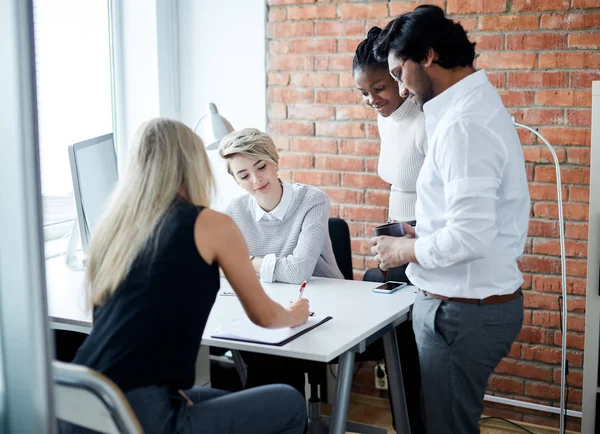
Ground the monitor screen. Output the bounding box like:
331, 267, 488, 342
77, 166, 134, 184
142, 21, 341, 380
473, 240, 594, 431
68, 133, 118, 255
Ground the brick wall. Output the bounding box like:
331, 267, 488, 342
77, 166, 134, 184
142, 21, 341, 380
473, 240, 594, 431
266, 0, 598, 430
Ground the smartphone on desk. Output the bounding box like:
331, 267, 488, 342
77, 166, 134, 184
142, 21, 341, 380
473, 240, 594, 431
372, 281, 408, 294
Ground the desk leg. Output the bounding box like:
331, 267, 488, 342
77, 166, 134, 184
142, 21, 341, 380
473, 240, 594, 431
383, 328, 411, 434
231, 350, 247, 387
329, 350, 355, 434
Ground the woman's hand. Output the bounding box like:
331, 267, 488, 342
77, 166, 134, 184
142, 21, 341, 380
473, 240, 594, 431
286, 298, 310, 327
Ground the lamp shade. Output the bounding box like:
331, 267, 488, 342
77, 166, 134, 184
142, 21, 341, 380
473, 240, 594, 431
193, 103, 234, 150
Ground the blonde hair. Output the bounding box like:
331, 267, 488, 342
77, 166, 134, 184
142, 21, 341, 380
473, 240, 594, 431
218, 128, 279, 175
86, 118, 214, 309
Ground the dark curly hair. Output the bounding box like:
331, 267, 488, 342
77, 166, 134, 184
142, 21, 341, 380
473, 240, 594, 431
352, 26, 388, 73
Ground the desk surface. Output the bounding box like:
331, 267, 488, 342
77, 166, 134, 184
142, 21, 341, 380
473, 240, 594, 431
45, 256, 417, 362
205, 278, 416, 362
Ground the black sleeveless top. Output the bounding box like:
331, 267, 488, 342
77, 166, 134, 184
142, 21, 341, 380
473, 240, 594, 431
73, 198, 220, 392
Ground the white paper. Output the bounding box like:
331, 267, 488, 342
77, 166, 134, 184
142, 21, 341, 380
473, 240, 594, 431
212, 314, 330, 345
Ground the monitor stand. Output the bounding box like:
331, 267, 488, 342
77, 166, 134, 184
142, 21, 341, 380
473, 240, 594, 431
65, 218, 86, 271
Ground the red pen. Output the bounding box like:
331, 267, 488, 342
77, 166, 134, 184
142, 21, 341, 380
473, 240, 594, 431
297, 280, 307, 300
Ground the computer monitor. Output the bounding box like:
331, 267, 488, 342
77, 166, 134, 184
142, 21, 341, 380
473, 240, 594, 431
68, 133, 118, 255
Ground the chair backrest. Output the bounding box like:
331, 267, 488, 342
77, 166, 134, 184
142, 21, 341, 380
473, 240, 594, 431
53, 360, 143, 434
328, 217, 354, 280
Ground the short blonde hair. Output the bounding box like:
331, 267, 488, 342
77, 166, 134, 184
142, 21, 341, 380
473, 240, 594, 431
218, 128, 279, 175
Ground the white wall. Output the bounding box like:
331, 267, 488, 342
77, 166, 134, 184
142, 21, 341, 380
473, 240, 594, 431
177, 0, 267, 211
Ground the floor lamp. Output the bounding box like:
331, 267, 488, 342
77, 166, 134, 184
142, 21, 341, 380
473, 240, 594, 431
514, 117, 569, 434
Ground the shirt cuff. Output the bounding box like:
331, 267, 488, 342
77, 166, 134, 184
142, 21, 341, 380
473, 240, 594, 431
413, 235, 437, 270
259, 254, 277, 283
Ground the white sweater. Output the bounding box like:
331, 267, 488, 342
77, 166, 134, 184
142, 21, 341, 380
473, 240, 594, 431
377, 99, 428, 222
226, 183, 343, 284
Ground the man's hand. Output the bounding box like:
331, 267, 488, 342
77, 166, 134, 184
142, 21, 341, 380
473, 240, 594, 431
402, 222, 416, 238
370, 235, 417, 270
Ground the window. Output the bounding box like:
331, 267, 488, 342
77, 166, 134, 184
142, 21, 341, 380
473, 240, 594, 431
33, 0, 113, 257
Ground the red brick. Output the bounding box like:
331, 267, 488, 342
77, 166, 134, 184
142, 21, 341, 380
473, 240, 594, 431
522, 273, 533, 289
289, 39, 337, 54
476, 52, 537, 70
541, 12, 600, 30
447, 0, 507, 14
499, 90, 534, 107
554, 332, 585, 351
268, 7, 286, 22
507, 72, 568, 88
341, 205, 387, 223
537, 128, 590, 146
565, 297, 586, 314
513, 0, 569, 11
565, 223, 588, 240
535, 90, 591, 107
507, 342, 521, 358
533, 276, 587, 295
348, 222, 365, 238
316, 89, 359, 104
337, 4, 388, 20
528, 183, 565, 201
553, 367, 583, 388
522, 146, 566, 164
566, 258, 588, 277
342, 173, 389, 189
270, 54, 314, 71
288, 5, 336, 20
570, 186, 590, 203
539, 52, 600, 69
279, 153, 314, 169
352, 255, 365, 270
390, 0, 446, 15
517, 324, 556, 345
479, 14, 539, 31
339, 139, 380, 156
268, 22, 313, 38
268, 0, 314, 4
330, 204, 339, 218
272, 135, 290, 151
339, 72, 356, 88
294, 170, 340, 186
571, 71, 600, 88
365, 158, 378, 173
572, 0, 600, 7
567, 148, 591, 166
315, 21, 365, 37
518, 255, 561, 274
290, 73, 339, 88
511, 108, 563, 126
566, 109, 591, 127
528, 220, 559, 237
269, 40, 289, 55
487, 72, 507, 88
507, 33, 567, 50
316, 122, 365, 138
532, 239, 587, 258
268, 72, 290, 86
534, 166, 589, 184
288, 104, 335, 120
366, 123, 379, 138
268, 103, 287, 119
316, 155, 363, 171
316, 55, 353, 71
321, 187, 364, 205
470, 34, 504, 51
569, 33, 600, 49
365, 190, 390, 207
495, 359, 553, 382
279, 170, 293, 182
269, 120, 313, 136
518, 129, 536, 145
525, 382, 561, 400
289, 137, 337, 154
487, 376, 525, 394
533, 202, 589, 221
336, 106, 377, 121
268, 88, 314, 104
338, 38, 364, 54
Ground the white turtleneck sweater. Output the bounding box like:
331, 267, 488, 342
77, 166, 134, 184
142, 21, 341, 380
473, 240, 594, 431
377, 98, 428, 222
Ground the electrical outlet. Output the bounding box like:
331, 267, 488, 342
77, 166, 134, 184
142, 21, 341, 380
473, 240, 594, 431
374, 363, 388, 390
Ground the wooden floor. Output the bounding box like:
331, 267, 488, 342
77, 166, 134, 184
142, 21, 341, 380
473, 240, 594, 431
321, 394, 570, 434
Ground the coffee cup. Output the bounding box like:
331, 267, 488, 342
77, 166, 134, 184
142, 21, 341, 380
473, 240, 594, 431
373, 222, 404, 238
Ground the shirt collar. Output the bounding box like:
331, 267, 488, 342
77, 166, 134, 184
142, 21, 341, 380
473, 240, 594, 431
254, 182, 293, 221
423, 69, 488, 134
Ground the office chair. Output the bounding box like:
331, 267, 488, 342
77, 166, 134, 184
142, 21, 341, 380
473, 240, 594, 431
305, 218, 354, 433
53, 360, 143, 434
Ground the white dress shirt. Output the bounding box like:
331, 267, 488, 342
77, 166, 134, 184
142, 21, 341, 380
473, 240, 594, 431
406, 70, 530, 299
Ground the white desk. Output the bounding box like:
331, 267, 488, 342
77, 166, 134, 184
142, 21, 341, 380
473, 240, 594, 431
45, 256, 417, 434
207, 277, 416, 434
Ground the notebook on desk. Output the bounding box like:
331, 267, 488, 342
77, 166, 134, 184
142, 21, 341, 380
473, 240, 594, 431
212, 314, 333, 346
